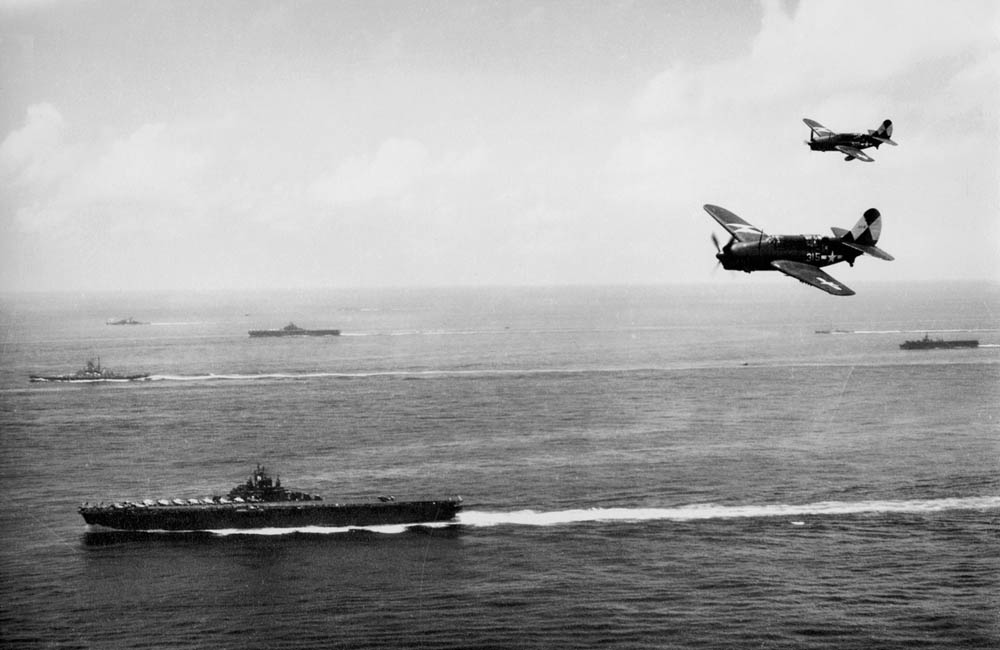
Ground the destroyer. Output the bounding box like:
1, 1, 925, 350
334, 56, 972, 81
900, 334, 978, 350
79, 465, 462, 531
30, 359, 150, 383
248, 322, 341, 337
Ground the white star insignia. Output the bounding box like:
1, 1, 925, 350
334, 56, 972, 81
727, 224, 762, 234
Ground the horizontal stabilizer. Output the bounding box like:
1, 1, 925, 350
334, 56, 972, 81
840, 242, 894, 261
869, 135, 898, 146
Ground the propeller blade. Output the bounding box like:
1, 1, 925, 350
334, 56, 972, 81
711, 232, 721, 253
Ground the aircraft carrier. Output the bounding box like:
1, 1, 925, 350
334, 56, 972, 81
248, 322, 341, 337
80, 465, 462, 531
899, 334, 979, 350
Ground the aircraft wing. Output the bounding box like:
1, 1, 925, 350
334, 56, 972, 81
770, 260, 855, 296
703, 204, 766, 243
803, 118, 835, 137
835, 145, 874, 162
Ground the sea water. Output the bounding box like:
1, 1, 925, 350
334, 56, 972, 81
0, 282, 997, 649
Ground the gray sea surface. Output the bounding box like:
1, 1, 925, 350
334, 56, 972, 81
1, 282, 998, 649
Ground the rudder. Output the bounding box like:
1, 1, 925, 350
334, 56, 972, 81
868, 119, 897, 147
844, 208, 881, 245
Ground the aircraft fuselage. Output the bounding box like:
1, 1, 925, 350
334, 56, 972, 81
807, 133, 877, 152
717, 235, 856, 272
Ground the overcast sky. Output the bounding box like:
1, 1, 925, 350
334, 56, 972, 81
1, 0, 997, 292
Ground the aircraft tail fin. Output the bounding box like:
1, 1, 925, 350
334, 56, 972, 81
834, 208, 894, 261
837, 208, 882, 245
867, 119, 897, 146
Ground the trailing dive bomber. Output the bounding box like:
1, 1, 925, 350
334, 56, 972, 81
803, 117, 897, 162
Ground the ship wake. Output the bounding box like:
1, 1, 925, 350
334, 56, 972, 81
460, 496, 1000, 528
107, 496, 1000, 537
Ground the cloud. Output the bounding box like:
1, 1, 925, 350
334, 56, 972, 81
309, 138, 486, 207
633, 1, 997, 126
2, 105, 214, 234
750, 0, 997, 89
0, 102, 68, 187
2, 102, 491, 242
309, 138, 429, 205
73, 123, 210, 205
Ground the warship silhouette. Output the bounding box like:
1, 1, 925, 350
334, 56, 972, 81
248, 323, 341, 337
79, 465, 462, 531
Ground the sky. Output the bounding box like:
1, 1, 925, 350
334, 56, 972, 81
1, 0, 998, 292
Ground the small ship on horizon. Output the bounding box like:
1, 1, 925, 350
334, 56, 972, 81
79, 465, 462, 531
248, 322, 341, 337
106, 317, 147, 325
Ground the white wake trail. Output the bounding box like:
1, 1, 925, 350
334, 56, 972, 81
127, 497, 999, 536
458, 496, 1000, 528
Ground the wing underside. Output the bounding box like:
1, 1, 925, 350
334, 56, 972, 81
703, 204, 765, 243
770, 260, 855, 296
803, 118, 835, 137
835, 145, 873, 162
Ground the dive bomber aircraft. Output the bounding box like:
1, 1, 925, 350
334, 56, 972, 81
705, 204, 893, 296
803, 118, 897, 162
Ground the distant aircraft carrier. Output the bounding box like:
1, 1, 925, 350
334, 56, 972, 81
899, 334, 978, 350
248, 322, 341, 337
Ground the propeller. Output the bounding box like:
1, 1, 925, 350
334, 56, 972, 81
711, 232, 728, 272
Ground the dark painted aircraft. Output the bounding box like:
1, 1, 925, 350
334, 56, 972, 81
803, 118, 897, 162
704, 204, 893, 296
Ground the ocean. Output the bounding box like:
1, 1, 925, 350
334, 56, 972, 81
0, 282, 997, 649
